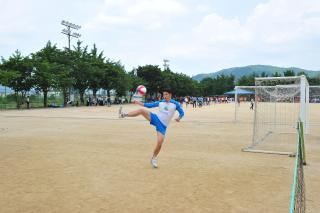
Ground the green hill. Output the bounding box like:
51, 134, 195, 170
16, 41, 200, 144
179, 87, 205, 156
192, 65, 320, 81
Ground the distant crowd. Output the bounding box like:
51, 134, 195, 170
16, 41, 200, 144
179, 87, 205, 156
179, 96, 235, 108
84, 95, 236, 108
86, 96, 128, 107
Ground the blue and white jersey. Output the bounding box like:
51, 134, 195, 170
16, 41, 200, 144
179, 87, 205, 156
144, 99, 184, 127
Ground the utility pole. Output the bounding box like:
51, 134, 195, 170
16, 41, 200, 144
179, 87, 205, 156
61, 20, 81, 50
163, 59, 170, 70
61, 20, 81, 106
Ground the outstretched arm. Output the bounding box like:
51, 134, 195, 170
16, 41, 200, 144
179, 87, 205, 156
133, 100, 160, 108
143, 101, 160, 108
175, 102, 184, 122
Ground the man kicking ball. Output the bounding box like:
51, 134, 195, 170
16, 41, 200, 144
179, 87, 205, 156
119, 88, 184, 168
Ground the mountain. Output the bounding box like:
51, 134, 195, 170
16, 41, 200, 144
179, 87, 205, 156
192, 65, 320, 81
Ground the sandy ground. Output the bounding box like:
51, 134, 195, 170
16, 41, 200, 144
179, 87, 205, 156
0, 103, 319, 213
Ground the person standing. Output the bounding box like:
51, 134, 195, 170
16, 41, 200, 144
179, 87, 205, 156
250, 98, 254, 110
26, 96, 30, 109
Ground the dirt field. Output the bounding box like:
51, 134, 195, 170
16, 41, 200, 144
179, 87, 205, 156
0, 103, 319, 213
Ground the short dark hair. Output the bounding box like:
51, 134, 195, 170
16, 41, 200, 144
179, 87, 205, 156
162, 87, 172, 94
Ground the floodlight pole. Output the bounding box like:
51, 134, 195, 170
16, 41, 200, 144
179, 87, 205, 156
163, 59, 170, 70
67, 26, 71, 49
60, 20, 81, 105
61, 20, 81, 50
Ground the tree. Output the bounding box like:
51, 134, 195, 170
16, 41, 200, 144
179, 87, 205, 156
236, 73, 256, 86
111, 62, 130, 97
308, 75, 320, 85
161, 69, 177, 95
32, 41, 60, 107
284, 70, 295, 77
272, 72, 282, 77
214, 75, 235, 95
100, 60, 118, 99
173, 73, 197, 96
0, 69, 21, 93
136, 65, 162, 97
200, 74, 235, 96
54, 50, 74, 106
297, 71, 307, 77
260, 72, 268, 77
0, 50, 34, 108
88, 44, 105, 99
200, 77, 214, 96
70, 41, 90, 105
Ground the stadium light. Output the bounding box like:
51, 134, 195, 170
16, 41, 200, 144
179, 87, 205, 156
61, 20, 82, 103
163, 59, 170, 70
61, 20, 81, 50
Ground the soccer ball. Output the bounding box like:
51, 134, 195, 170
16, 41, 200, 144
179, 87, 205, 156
137, 85, 147, 95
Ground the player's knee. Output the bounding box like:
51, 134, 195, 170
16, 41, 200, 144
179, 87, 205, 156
140, 109, 147, 115
138, 109, 144, 114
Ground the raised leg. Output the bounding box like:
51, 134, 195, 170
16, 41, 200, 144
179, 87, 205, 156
127, 108, 151, 121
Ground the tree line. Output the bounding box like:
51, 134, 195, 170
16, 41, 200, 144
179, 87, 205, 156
1, 41, 320, 108
0, 41, 199, 108
235, 70, 320, 86
199, 70, 320, 97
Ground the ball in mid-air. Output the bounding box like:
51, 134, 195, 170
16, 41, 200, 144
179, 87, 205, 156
137, 85, 147, 95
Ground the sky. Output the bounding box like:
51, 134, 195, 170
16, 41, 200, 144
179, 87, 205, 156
1, 0, 320, 76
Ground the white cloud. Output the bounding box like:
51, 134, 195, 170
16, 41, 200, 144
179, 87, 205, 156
165, 0, 320, 67
82, 0, 320, 74
246, 0, 320, 44
85, 0, 188, 31
126, 0, 188, 15
194, 13, 251, 44
164, 13, 250, 62
195, 4, 211, 13
0, 0, 35, 32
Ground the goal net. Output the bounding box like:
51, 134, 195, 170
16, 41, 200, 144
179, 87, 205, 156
309, 86, 320, 103
309, 85, 320, 127
243, 76, 309, 155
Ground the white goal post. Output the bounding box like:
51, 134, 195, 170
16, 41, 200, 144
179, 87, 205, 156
236, 76, 309, 155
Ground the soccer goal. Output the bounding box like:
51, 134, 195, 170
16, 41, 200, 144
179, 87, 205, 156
242, 76, 309, 155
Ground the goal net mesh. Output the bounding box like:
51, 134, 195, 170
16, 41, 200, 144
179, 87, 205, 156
245, 76, 309, 154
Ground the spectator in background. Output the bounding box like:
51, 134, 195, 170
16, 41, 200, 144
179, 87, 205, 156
107, 96, 111, 107
192, 97, 197, 108
26, 96, 30, 109
179, 97, 184, 106
250, 98, 254, 110
184, 97, 189, 108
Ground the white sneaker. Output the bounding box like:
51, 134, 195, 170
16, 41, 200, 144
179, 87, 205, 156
118, 106, 123, 118
151, 157, 158, 168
